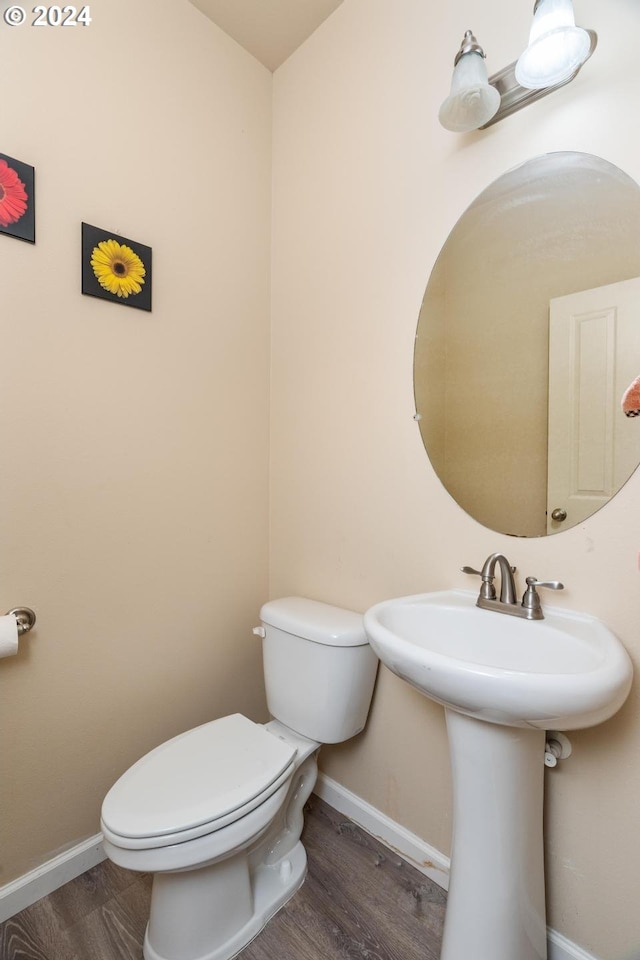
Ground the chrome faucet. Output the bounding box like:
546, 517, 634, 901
462, 552, 564, 620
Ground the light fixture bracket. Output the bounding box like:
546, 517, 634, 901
480, 27, 596, 128
454, 30, 487, 66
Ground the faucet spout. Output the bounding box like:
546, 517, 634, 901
481, 552, 517, 605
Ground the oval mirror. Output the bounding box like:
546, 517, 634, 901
414, 152, 640, 537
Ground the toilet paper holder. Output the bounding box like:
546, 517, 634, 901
6, 607, 36, 636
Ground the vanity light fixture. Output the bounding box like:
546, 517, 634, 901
439, 0, 596, 132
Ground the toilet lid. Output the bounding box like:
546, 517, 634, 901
101, 714, 297, 841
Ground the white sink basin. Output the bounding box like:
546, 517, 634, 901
363, 589, 633, 729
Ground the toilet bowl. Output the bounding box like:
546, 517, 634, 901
100, 597, 379, 960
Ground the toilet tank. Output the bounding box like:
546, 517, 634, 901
259, 597, 379, 744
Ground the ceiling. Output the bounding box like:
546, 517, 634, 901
188, 0, 344, 72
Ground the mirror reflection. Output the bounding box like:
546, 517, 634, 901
414, 152, 640, 537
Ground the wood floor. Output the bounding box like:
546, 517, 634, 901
0, 796, 446, 960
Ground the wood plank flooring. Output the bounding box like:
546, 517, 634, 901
0, 796, 445, 960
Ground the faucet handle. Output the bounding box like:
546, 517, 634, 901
461, 565, 497, 600
526, 577, 564, 591
521, 576, 564, 619
461, 563, 517, 577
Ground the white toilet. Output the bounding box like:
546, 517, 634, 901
100, 597, 379, 960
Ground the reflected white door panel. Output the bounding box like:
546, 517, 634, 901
547, 277, 640, 533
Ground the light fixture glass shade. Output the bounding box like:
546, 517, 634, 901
515, 0, 591, 89
439, 51, 501, 132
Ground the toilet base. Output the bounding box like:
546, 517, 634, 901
142, 841, 308, 960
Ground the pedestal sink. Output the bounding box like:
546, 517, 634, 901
363, 589, 632, 960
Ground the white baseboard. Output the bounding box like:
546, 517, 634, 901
315, 773, 599, 960
547, 930, 599, 960
0, 834, 105, 923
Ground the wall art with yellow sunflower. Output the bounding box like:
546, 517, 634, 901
82, 223, 152, 312
0, 152, 35, 243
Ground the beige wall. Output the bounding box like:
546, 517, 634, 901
0, 0, 272, 883
271, 1, 640, 957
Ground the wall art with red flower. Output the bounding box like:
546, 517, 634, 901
0, 152, 35, 243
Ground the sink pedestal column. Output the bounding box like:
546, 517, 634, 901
441, 709, 547, 960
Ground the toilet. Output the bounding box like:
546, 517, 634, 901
100, 597, 379, 960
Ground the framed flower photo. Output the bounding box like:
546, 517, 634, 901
82, 223, 152, 312
0, 152, 35, 243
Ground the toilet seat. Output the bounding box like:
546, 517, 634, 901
101, 714, 297, 850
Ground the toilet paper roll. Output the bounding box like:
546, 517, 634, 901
0, 614, 19, 659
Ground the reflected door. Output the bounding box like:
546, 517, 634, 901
547, 277, 640, 533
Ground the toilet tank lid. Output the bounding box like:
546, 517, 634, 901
260, 597, 367, 647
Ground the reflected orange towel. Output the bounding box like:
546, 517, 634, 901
622, 376, 640, 417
